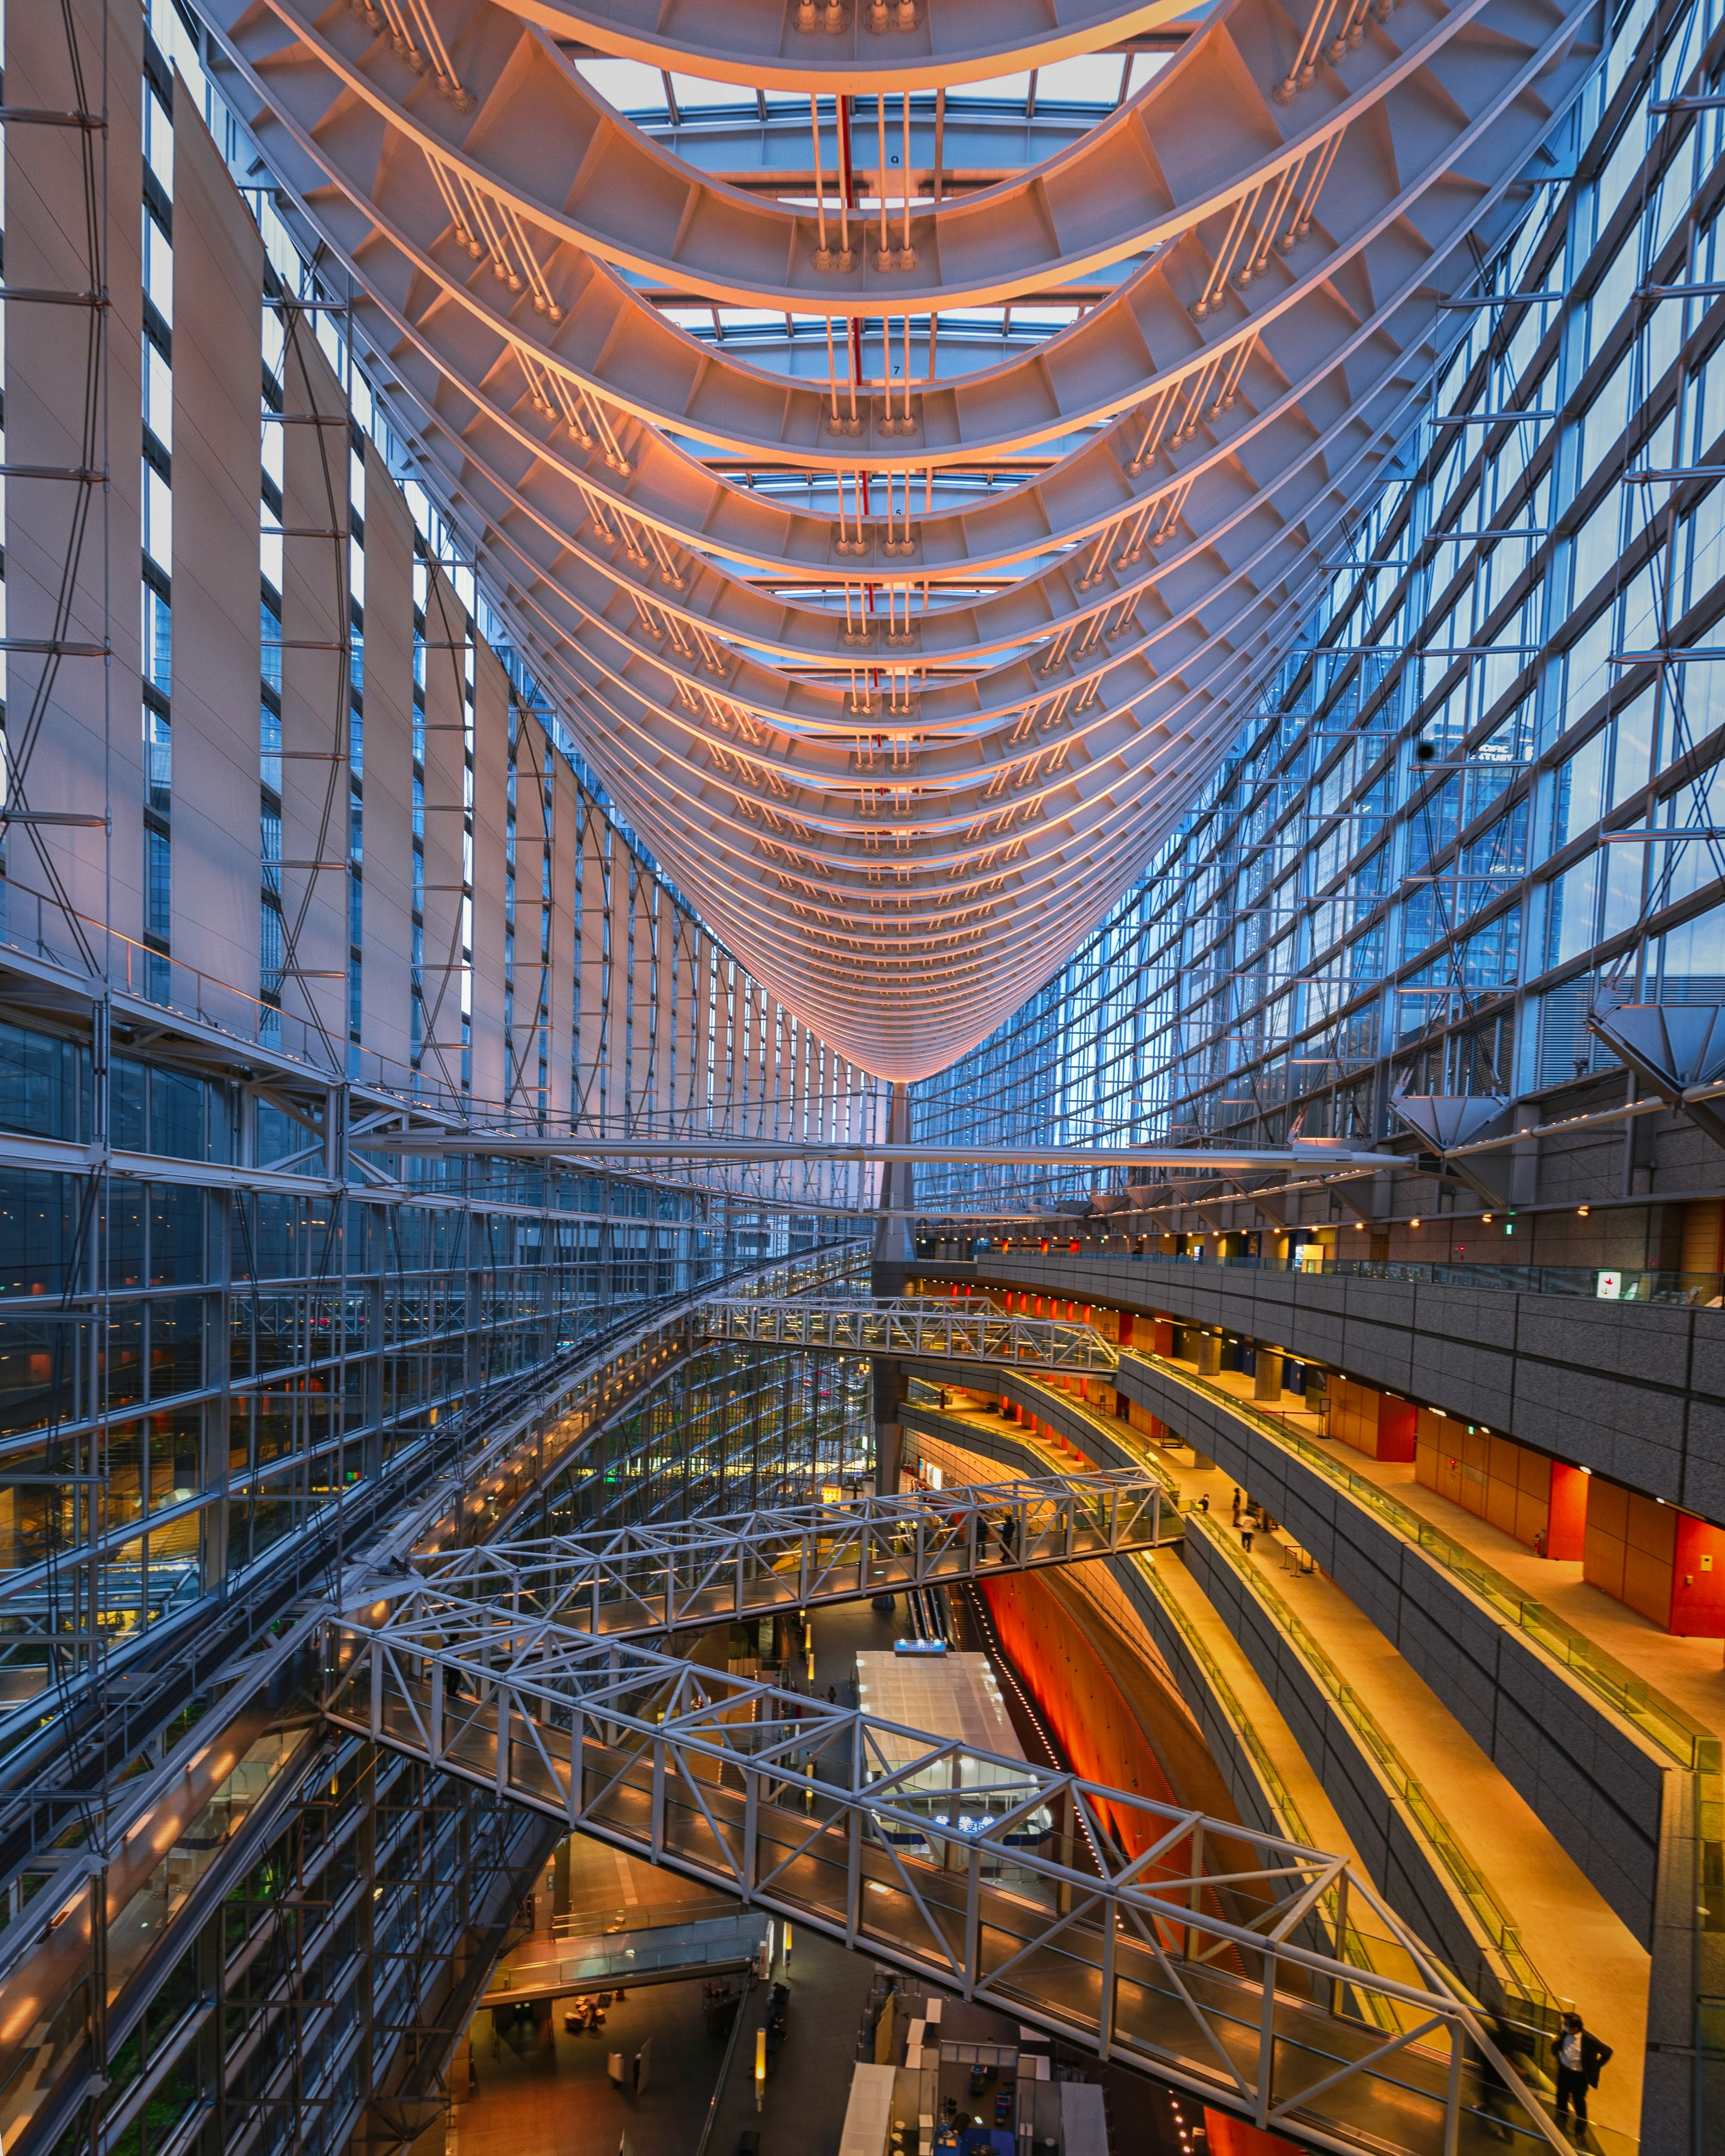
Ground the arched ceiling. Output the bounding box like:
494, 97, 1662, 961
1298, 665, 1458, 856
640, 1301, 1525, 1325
202, 0, 1601, 1078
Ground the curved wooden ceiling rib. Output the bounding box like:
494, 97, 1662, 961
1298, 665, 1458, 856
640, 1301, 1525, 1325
205, 0, 1601, 1075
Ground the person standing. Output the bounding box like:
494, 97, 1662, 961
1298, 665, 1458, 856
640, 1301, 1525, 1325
1552, 2012, 1611, 2130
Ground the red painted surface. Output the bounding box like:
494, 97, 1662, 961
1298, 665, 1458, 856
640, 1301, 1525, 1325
1378, 1394, 1418, 1462
1547, 1463, 1588, 1561
980, 1571, 1176, 1856
1118, 1312, 1134, 1347
1203, 2110, 1305, 2155
1670, 1511, 1725, 1636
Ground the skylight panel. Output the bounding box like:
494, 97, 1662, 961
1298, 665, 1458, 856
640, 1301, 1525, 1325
1031, 55, 1126, 106
574, 57, 667, 116
668, 71, 753, 110
948, 71, 1033, 104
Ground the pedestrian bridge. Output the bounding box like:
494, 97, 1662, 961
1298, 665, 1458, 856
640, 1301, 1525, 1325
332, 1502, 1581, 2156
696, 1297, 1119, 1375
399, 1472, 1174, 1641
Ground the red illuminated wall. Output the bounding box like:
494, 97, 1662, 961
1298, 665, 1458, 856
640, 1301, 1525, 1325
980, 1569, 1174, 1856
1672, 1511, 1725, 1636
1547, 1463, 1588, 1562
1203, 2110, 1304, 2155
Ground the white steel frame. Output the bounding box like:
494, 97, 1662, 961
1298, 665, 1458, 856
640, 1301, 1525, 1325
196, 0, 1606, 1077
391, 1470, 1172, 1637
328, 1608, 1580, 2154
696, 1295, 1120, 1370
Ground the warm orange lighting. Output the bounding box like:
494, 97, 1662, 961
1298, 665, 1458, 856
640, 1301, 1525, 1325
2, 1998, 40, 2044
1578, 1205, 1590, 1216
1410, 1217, 1421, 1228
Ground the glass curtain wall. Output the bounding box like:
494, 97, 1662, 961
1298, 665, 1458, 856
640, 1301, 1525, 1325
912, 0, 1725, 1216
540, 1341, 873, 1534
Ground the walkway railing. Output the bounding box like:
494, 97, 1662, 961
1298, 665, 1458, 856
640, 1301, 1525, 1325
1128, 1352, 1715, 1772
327, 1613, 1584, 2156
1185, 1513, 1567, 2023
910, 1398, 1574, 2038
966, 1247, 1725, 1308
395, 1473, 1173, 1639
697, 1298, 1119, 1373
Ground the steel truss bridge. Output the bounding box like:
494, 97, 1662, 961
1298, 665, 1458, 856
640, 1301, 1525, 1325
697, 1295, 1120, 1372
394, 1475, 1173, 1639
333, 1475, 1577, 2154
399, 1471, 1173, 1637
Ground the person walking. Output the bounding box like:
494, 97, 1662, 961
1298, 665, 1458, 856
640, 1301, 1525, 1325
1230, 1487, 1242, 1527
1552, 2012, 1611, 2131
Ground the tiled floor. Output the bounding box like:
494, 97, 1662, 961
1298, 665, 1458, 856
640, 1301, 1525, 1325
452, 1971, 725, 2156
449, 1913, 879, 2156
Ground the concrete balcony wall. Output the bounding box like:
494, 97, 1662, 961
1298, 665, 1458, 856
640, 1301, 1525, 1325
1114, 1355, 1669, 1943
1178, 1524, 1513, 2007
923, 1256, 1725, 1517
899, 1362, 1139, 1472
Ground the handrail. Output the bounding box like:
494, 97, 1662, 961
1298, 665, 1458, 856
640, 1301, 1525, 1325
401, 1471, 1173, 1639
1183, 1513, 1569, 2022
551, 1898, 736, 1939
961, 1246, 1725, 1308
991, 1368, 1596, 2020
1084, 1552, 1409, 2034
701, 1299, 1119, 1373
907, 1393, 1180, 1499
1128, 1351, 1716, 1771
332, 1603, 1597, 2154
908, 1403, 1508, 2030
692, 1971, 756, 2156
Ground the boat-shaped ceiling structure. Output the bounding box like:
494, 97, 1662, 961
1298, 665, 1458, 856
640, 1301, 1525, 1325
203, 0, 1602, 1077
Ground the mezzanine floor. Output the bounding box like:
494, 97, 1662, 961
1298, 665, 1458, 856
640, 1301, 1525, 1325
917, 1386, 1649, 2143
